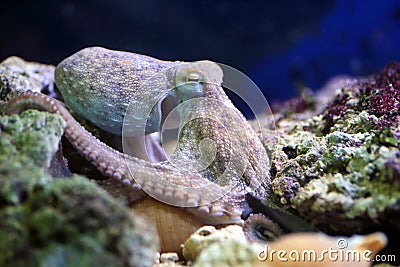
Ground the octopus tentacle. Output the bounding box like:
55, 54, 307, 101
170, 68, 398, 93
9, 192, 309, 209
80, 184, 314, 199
243, 213, 284, 242
5, 91, 244, 224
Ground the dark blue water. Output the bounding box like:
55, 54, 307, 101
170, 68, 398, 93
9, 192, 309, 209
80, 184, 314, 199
251, 0, 400, 102
1, 0, 400, 115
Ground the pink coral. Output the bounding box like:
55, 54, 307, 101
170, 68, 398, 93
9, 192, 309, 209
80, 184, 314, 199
323, 62, 400, 133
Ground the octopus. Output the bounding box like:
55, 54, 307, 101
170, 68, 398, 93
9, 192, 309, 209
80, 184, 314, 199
5, 47, 273, 231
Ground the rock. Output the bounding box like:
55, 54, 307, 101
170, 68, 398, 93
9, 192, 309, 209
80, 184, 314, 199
0, 56, 56, 111
182, 225, 246, 262
0, 109, 66, 172
0, 109, 159, 267
0, 172, 159, 267
259, 62, 400, 234
193, 239, 261, 267
159, 253, 179, 263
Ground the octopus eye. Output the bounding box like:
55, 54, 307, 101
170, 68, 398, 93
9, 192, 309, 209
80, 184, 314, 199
186, 72, 202, 83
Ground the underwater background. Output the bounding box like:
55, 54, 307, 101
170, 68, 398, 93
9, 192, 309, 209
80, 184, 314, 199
1, 0, 400, 115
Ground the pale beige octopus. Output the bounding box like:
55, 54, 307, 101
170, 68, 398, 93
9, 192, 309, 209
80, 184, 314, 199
6, 47, 272, 226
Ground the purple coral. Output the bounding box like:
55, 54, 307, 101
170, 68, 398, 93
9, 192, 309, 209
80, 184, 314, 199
322, 62, 400, 133
368, 84, 400, 127
365, 62, 400, 128
322, 91, 351, 134
374, 62, 400, 87
272, 176, 301, 203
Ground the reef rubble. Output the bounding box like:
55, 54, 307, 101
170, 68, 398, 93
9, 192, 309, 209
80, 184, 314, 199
1, 56, 399, 267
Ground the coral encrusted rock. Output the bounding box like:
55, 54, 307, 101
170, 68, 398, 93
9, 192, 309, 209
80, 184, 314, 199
261, 62, 400, 234
0, 110, 158, 267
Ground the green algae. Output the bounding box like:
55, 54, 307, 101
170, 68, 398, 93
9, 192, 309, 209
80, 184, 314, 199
0, 56, 56, 113
0, 173, 158, 267
0, 110, 65, 169
0, 110, 158, 267
264, 64, 400, 234
192, 240, 260, 267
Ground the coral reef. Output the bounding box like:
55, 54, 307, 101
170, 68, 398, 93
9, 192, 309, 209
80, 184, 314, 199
0, 56, 56, 112
263, 63, 400, 234
0, 109, 158, 267
192, 239, 261, 267
0, 109, 65, 170
182, 225, 246, 262
182, 225, 261, 267
2, 55, 399, 266
0, 174, 158, 267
